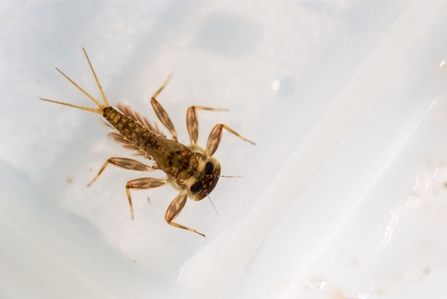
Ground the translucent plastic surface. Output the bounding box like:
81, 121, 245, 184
1, 1, 447, 298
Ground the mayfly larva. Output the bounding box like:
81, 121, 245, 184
40, 48, 255, 237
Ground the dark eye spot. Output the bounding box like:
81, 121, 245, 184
190, 181, 203, 194
204, 161, 214, 175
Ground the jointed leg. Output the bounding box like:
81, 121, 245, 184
165, 192, 205, 237
186, 106, 228, 145
150, 75, 178, 141
88, 157, 154, 187
206, 124, 256, 156
126, 177, 166, 219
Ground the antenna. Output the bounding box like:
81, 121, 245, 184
207, 195, 219, 217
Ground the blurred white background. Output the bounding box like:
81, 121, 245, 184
1, 1, 447, 298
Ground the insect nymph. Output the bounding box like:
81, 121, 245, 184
40, 48, 255, 237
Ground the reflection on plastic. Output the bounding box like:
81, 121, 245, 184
379, 208, 399, 250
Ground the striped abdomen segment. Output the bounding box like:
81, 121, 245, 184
103, 106, 159, 152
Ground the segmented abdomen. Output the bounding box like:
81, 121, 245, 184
103, 106, 159, 152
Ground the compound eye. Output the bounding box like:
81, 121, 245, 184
190, 181, 203, 194
204, 161, 215, 175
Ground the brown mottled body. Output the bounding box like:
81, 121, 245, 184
104, 106, 163, 155
40, 48, 255, 237
105, 105, 214, 195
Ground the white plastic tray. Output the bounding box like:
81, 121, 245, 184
1, 1, 447, 298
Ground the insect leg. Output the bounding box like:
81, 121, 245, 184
206, 124, 256, 156
165, 192, 205, 237
87, 157, 154, 187
186, 106, 228, 144
126, 177, 167, 219
150, 75, 178, 141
